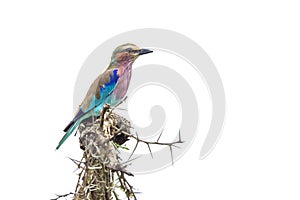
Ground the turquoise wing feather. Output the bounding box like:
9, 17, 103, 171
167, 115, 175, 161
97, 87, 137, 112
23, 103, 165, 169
56, 68, 119, 150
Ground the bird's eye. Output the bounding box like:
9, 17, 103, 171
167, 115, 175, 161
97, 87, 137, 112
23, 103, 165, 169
126, 48, 132, 52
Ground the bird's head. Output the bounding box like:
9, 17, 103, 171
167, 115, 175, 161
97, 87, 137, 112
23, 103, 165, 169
110, 43, 153, 66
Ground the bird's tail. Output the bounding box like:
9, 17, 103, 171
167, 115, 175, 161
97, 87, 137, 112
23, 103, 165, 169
56, 120, 80, 150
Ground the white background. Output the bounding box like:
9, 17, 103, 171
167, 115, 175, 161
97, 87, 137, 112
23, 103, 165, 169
1, 1, 300, 199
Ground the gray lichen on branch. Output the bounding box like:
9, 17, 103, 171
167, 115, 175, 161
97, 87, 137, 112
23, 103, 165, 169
73, 104, 135, 200
53, 103, 183, 200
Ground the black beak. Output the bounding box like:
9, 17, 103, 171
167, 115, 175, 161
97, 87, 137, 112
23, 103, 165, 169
138, 48, 153, 55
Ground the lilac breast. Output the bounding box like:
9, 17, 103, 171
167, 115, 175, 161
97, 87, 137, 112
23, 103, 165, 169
113, 66, 132, 100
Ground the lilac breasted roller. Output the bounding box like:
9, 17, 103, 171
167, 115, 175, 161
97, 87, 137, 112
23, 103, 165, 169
56, 44, 153, 149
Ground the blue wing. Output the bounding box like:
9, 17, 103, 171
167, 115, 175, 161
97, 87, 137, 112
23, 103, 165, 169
57, 68, 120, 150
89, 68, 119, 109
63, 68, 120, 132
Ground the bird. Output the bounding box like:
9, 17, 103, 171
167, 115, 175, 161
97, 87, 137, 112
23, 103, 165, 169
56, 43, 153, 150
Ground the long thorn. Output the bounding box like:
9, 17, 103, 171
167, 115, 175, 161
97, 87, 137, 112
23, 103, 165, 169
147, 144, 153, 158
128, 140, 139, 161
156, 128, 164, 142
169, 145, 174, 165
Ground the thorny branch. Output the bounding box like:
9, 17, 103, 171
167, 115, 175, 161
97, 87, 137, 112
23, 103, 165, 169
112, 125, 184, 165
51, 192, 74, 200
53, 101, 184, 199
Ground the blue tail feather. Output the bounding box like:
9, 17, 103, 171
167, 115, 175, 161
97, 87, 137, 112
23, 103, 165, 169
56, 120, 80, 150
58, 103, 103, 150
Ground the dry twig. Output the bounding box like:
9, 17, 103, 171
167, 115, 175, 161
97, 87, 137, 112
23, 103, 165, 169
53, 102, 183, 200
